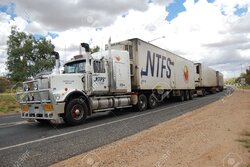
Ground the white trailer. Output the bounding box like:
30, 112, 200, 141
195, 63, 223, 96
17, 38, 196, 125
110, 38, 195, 109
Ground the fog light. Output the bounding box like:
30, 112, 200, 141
34, 84, 38, 90
43, 104, 53, 112
24, 84, 29, 91
21, 105, 29, 112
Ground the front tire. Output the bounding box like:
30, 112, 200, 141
65, 98, 88, 125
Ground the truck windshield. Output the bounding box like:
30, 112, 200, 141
64, 60, 86, 73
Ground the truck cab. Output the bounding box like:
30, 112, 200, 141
17, 43, 133, 125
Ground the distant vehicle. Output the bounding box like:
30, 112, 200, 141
194, 63, 224, 96
16, 38, 222, 125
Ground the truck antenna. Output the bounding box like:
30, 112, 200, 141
108, 37, 111, 58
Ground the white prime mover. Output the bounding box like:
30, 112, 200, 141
195, 63, 224, 96
17, 38, 195, 125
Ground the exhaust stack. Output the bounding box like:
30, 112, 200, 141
52, 51, 60, 74
81, 43, 91, 73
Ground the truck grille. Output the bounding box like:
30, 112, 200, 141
16, 80, 56, 120
17, 80, 54, 103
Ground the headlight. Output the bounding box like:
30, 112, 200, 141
25, 95, 30, 101
54, 94, 61, 100
33, 83, 38, 90
24, 84, 29, 91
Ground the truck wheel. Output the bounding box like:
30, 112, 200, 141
184, 91, 190, 101
148, 94, 157, 109
65, 98, 88, 125
189, 91, 194, 100
178, 91, 185, 102
135, 94, 148, 112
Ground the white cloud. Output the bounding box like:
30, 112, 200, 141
25, 21, 47, 35
0, 0, 250, 78
0, 11, 29, 75
155, 0, 250, 78
10, 0, 149, 31
51, 4, 169, 61
153, 0, 173, 6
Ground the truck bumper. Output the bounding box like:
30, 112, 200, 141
20, 102, 65, 121
17, 85, 65, 123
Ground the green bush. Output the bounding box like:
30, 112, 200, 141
0, 77, 11, 93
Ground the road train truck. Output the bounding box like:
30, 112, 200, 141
195, 63, 224, 96
17, 38, 195, 125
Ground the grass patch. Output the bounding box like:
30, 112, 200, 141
238, 85, 250, 90
238, 133, 250, 167
238, 132, 250, 152
0, 93, 19, 114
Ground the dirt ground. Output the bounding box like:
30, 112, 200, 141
52, 89, 250, 167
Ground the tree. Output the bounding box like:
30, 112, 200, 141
225, 78, 236, 85
90, 45, 100, 54
6, 27, 55, 82
236, 68, 250, 85
240, 72, 250, 85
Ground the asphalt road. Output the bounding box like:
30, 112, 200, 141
0, 89, 233, 167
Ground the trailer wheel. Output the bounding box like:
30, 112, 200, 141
135, 94, 148, 112
65, 98, 88, 125
189, 91, 194, 100
178, 91, 185, 102
184, 91, 190, 101
211, 88, 216, 94
202, 89, 206, 96
148, 94, 158, 109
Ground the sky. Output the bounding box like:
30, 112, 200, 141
0, 0, 250, 78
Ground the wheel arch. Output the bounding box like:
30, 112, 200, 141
64, 91, 92, 115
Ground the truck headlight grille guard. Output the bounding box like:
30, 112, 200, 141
17, 80, 56, 104
16, 80, 57, 120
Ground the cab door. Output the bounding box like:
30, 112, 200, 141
91, 60, 109, 93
